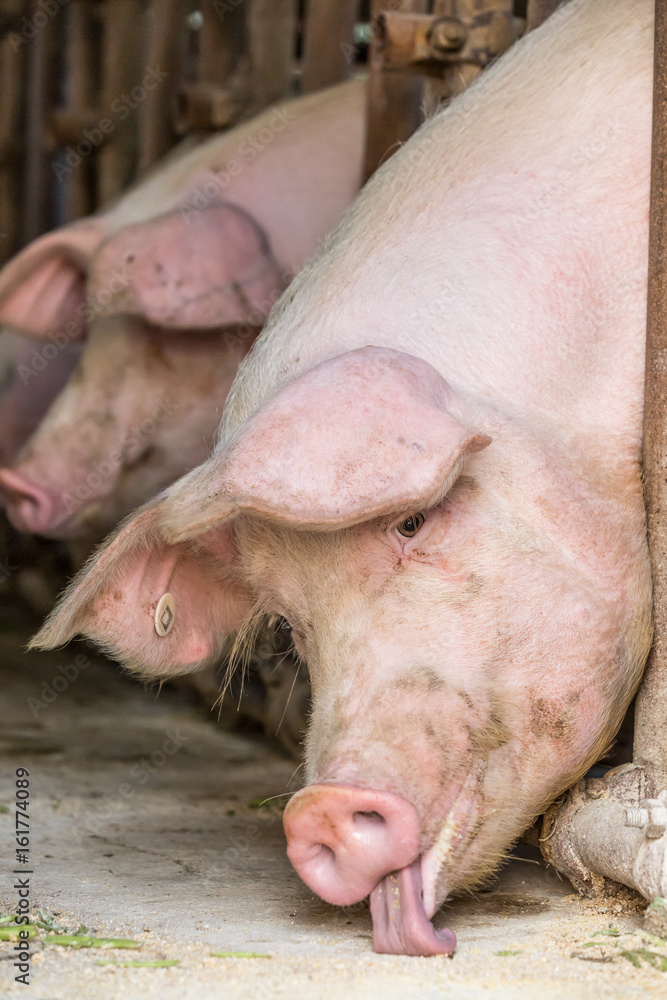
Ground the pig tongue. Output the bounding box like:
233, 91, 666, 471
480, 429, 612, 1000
369, 859, 456, 956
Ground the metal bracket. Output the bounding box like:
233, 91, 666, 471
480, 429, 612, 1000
374, 5, 525, 78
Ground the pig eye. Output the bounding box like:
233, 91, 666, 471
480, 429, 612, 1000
396, 512, 425, 538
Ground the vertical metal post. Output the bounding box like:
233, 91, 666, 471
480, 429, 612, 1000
636, 0, 667, 790
363, 0, 427, 181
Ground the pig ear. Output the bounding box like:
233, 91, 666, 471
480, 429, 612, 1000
30, 500, 253, 678
88, 201, 288, 330
0, 220, 103, 339
161, 347, 492, 541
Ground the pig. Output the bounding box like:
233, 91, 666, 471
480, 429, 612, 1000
0, 79, 365, 545
0, 331, 80, 466
32, 0, 654, 957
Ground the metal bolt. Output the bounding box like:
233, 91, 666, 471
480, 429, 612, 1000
624, 800, 667, 837
644, 799, 667, 839
625, 807, 649, 828
430, 18, 467, 53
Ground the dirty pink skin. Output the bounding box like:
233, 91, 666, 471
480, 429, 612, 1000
0, 80, 365, 542
0, 331, 81, 466
34, 0, 654, 956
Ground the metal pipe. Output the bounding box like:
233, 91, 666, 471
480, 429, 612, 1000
636, 0, 667, 791
543, 794, 667, 901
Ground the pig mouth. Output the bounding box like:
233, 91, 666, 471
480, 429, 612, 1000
370, 858, 456, 956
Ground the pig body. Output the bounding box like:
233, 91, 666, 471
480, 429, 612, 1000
35, 0, 654, 956
0, 80, 365, 542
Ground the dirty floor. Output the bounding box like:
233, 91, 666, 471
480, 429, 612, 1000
0, 631, 665, 1000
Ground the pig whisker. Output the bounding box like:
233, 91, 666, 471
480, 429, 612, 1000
213, 600, 273, 715
288, 761, 306, 787
274, 656, 303, 738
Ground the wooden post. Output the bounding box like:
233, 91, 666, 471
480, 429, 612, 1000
246, 0, 296, 111
0, 31, 24, 261
301, 0, 360, 95
98, 0, 144, 206
176, 0, 249, 135
198, 0, 246, 85
138, 0, 187, 174
61, 1, 97, 220
22, 0, 62, 241
636, 0, 667, 791
363, 0, 427, 182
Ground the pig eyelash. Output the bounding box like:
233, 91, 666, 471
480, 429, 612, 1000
395, 512, 426, 539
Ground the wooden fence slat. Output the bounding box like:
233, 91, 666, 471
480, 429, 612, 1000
301, 0, 360, 95
98, 0, 144, 206
62, 0, 97, 220
22, 0, 61, 242
636, 0, 667, 790
199, 0, 246, 85
0, 31, 24, 261
247, 0, 296, 110
139, 0, 188, 174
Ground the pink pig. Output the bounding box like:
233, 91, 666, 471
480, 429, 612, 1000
0, 79, 365, 544
0, 331, 81, 466
34, 0, 654, 956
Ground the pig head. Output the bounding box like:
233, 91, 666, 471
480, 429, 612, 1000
0, 330, 81, 467
33, 346, 652, 955
0, 201, 285, 542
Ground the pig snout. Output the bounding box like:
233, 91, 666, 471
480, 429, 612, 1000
0, 467, 55, 534
283, 784, 420, 905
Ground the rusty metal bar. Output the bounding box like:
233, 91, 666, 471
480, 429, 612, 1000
526, 0, 561, 32
301, 0, 360, 95
363, 0, 427, 182
636, 0, 667, 791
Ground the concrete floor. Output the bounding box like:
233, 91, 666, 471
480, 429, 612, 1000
1, 630, 666, 999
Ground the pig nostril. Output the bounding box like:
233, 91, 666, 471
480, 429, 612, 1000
353, 810, 385, 825
313, 843, 335, 863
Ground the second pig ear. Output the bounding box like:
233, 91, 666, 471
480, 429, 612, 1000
88, 201, 288, 330
0, 220, 104, 339
160, 347, 492, 541
31, 500, 253, 678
